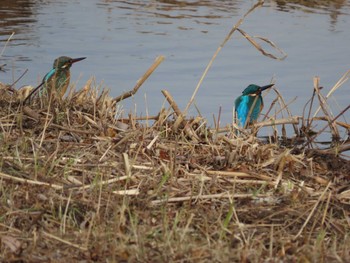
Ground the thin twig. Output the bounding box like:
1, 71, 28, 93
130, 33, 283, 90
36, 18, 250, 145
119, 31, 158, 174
308, 104, 350, 145
293, 182, 331, 240
0, 32, 15, 57
0, 171, 63, 190
42, 231, 88, 251
151, 192, 269, 205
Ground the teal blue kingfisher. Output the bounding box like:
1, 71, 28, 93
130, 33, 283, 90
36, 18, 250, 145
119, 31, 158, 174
235, 84, 274, 127
24, 56, 86, 104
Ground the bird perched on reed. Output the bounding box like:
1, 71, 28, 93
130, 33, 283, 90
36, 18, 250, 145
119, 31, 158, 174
23, 56, 86, 104
234, 84, 274, 128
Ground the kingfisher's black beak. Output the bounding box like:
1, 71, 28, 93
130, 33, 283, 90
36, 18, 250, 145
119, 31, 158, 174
70, 57, 86, 64
260, 84, 274, 91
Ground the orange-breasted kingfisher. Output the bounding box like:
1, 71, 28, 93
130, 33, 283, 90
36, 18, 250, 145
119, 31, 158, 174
24, 56, 86, 104
234, 84, 274, 127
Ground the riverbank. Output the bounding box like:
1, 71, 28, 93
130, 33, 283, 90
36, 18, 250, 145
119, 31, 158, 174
1, 73, 349, 261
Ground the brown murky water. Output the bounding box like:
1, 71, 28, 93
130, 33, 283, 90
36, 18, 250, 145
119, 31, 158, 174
1, 0, 350, 138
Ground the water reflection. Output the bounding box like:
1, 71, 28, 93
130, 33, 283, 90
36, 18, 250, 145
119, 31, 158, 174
97, 0, 241, 30
0, 0, 38, 44
1, 0, 348, 45
271, 0, 348, 28
273, 0, 347, 12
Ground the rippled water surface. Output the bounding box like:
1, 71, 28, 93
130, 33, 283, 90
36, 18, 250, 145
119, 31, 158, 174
1, 0, 350, 134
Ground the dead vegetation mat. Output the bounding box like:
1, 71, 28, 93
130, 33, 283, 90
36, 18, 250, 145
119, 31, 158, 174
0, 89, 350, 263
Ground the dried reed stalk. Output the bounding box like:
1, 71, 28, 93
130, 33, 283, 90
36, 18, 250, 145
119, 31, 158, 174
42, 231, 88, 251
162, 89, 200, 142
113, 55, 164, 103
0, 171, 63, 190
313, 69, 350, 117
151, 192, 270, 205
236, 28, 287, 60
313, 77, 340, 139
0, 32, 14, 57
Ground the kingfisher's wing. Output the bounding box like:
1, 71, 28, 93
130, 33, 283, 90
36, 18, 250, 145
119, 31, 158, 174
23, 68, 56, 104
235, 95, 250, 127
249, 96, 263, 122
43, 68, 56, 83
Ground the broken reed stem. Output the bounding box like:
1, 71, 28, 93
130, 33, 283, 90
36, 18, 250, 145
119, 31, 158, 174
72, 175, 135, 190
306, 87, 317, 130
236, 28, 287, 60
162, 89, 200, 142
42, 231, 88, 251
7, 69, 29, 91
216, 105, 222, 134
113, 55, 165, 103
0, 32, 15, 57
273, 88, 299, 135
22, 106, 40, 120
253, 116, 300, 128
212, 116, 300, 133
313, 116, 350, 130
123, 152, 131, 177
161, 90, 183, 118
120, 115, 159, 122
308, 104, 350, 145
0, 171, 63, 190
261, 97, 298, 128
151, 192, 269, 205
313, 78, 340, 139
263, 97, 278, 122
181, 0, 264, 120
61, 190, 73, 234
49, 123, 97, 135
313, 69, 350, 118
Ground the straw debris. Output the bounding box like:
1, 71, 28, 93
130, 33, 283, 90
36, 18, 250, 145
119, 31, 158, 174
0, 73, 349, 262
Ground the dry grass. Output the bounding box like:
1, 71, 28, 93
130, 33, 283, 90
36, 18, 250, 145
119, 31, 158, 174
0, 73, 349, 262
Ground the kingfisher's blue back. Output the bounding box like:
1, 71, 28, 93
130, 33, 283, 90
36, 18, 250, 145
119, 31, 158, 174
235, 95, 263, 127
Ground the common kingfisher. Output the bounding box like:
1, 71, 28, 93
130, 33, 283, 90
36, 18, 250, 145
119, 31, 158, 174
235, 84, 274, 127
24, 56, 86, 104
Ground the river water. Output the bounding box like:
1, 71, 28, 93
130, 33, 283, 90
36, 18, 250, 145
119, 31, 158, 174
1, 0, 350, 138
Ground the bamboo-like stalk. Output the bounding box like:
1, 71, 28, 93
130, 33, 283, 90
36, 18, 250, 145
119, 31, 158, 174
113, 55, 165, 103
